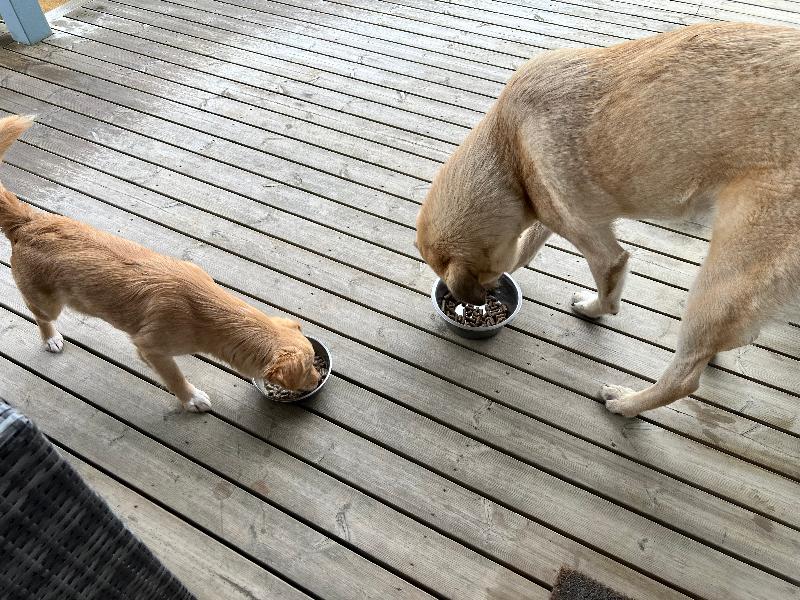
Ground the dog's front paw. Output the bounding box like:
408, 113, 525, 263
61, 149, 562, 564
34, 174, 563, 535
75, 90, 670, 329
601, 384, 640, 417
43, 332, 64, 354
571, 291, 608, 319
183, 388, 212, 413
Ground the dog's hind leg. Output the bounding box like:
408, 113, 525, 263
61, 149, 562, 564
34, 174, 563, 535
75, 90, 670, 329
17, 288, 64, 353
602, 179, 799, 417
11, 253, 65, 352
566, 224, 630, 319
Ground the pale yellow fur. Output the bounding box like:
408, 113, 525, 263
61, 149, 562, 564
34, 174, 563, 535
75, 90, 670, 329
417, 23, 800, 416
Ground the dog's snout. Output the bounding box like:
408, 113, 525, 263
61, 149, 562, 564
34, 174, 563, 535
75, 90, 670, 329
447, 278, 486, 305
449, 284, 486, 305
456, 288, 486, 305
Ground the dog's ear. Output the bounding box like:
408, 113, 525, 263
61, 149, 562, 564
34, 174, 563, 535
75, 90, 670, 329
265, 351, 306, 390
274, 317, 302, 331
446, 263, 486, 305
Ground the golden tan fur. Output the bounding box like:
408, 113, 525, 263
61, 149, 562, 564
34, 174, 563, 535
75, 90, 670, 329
417, 23, 800, 416
0, 115, 318, 411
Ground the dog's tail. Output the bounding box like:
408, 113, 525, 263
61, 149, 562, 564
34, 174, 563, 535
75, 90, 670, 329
0, 115, 35, 242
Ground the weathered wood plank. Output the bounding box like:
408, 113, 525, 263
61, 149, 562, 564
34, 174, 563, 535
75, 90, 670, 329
3, 162, 800, 582
347, 0, 645, 40
6, 21, 450, 178
215, 0, 565, 58
82, 0, 505, 99
421, 0, 681, 35
63, 453, 314, 600
1, 296, 796, 599
0, 278, 689, 600
40, 14, 476, 139
245, 0, 616, 48
460, 0, 798, 25
3, 97, 799, 473
0, 322, 544, 600
17, 39, 468, 151
100, 0, 510, 84
611, 0, 800, 24
67, 4, 492, 116
0, 356, 435, 600
2, 126, 796, 489
0, 48, 430, 216
169, 0, 527, 70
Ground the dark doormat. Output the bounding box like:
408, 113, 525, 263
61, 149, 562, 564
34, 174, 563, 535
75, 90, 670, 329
550, 567, 634, 600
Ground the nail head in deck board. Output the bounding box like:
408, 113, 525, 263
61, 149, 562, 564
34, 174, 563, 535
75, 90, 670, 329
64, 453, 314, 600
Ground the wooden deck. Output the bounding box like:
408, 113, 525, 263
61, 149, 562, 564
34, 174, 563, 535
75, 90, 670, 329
0, 0, 799, 598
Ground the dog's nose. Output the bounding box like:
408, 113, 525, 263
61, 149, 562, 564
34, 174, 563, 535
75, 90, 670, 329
454, 289, 487, 305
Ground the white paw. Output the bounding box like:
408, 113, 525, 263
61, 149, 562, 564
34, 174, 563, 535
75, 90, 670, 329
183, 388, 212, 413
601, 384, 640, 417
43, 332, 64, 353
571, 290, 609, 319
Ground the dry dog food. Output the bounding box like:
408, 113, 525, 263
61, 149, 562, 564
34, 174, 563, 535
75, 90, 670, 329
440, 292, 510, 327
261, 355, 328, 401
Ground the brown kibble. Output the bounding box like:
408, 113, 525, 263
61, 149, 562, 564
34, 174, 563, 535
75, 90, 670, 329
441, 292, 509, 328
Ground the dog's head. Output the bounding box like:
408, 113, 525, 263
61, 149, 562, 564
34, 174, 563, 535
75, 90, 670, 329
259, 319, 320, 392
415, 131, 532, 304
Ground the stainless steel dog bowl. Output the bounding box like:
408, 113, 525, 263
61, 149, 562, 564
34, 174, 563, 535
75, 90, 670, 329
252, 336, 332, 402
431, 273, 522, 339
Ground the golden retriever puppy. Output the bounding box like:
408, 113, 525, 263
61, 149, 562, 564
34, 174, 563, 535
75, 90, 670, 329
0, 115, 319, 412
416, 23, 800, 417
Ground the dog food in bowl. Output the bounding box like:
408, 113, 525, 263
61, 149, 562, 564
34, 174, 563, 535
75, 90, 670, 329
253, 336, 332, 402
440, 293, 510, 327
431, 273, 522, 339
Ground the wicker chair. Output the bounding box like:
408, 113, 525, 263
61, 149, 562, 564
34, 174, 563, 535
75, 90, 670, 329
0, 400, 196, 600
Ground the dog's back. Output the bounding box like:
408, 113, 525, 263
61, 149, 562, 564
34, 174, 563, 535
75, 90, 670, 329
499, 22, 800, 218
9, 211, 220, 337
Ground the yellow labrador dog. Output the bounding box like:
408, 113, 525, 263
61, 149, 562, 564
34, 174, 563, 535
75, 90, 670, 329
416, 23, 800, 417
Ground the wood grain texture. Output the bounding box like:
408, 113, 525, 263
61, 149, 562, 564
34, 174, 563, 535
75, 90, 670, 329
1, 167, 799, 594
2, 1, 800, 598
64, 453, 314, 600
1, 95, 798, 486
